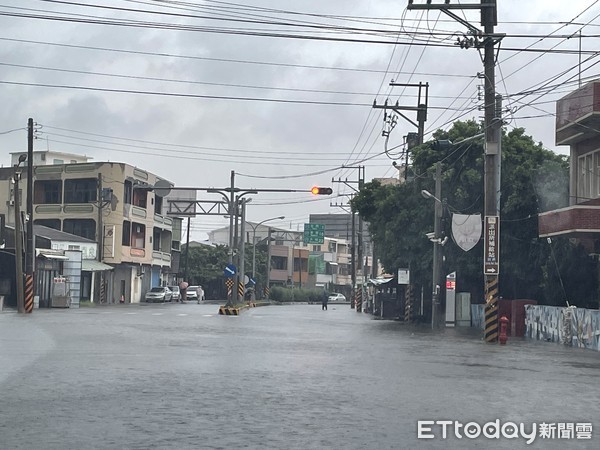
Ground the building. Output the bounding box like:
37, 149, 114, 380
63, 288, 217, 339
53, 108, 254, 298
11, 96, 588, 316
309, 213, 374, 284
0, 150, 185, 305
538, 81, 600, 254
207, 223, 354, 292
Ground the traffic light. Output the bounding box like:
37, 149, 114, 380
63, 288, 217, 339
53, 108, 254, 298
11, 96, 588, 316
311, 186, 333, 195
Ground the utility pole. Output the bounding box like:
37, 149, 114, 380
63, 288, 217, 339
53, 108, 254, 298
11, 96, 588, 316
239, 199, 247, 301
408, 0, 503, 342
373, 82, 429, 145
266, 227, 272, 296
14, 164, 25, 314
431, 163, 442, 329
25, 118, 34, 313
332, 165, 365, 310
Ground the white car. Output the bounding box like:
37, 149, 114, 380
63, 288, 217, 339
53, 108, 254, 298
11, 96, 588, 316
187, 286, 205, 302
145, 286, 173, 303
328, 293, 346, 303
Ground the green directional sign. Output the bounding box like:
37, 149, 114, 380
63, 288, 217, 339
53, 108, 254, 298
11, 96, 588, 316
303, 223, 325, 244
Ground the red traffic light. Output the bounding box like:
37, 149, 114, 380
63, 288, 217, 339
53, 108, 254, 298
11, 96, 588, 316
311, 186, 333, 195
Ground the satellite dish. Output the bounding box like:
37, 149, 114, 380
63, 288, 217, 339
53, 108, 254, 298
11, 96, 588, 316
154, 179, 172, 197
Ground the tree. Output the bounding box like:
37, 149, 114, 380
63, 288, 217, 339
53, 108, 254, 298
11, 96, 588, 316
351, 120, 592, 306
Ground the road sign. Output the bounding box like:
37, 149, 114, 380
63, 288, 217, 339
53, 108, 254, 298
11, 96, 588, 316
484, 216, 499, 275
397, 268, 410, 285
303, 223, 325, 244
223, 264, 237, 278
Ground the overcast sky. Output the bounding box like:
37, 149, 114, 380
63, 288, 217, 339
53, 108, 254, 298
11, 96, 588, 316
1, 0, 599, 241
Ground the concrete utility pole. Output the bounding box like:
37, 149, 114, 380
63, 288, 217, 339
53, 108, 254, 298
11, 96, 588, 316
408, 0, 503, 342
13, 155, 27, 314
432, 163, 442, 329
332, 165, 365, 310
25, 118, 34, 313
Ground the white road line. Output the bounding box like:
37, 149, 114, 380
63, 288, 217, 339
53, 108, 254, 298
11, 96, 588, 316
125, 312, 137, 315
177, 314, 188, 317
151, 313, 163, 316
202, 314, 213, 317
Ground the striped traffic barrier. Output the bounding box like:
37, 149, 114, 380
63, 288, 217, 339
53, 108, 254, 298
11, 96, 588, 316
355, 287, 362, 312
25, 274, 34, 313
219, 306, 240, 316
484, 276, 499, 342
404, 284, 412, 322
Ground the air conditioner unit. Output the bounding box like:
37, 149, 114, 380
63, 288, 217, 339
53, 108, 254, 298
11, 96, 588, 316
8, 200, 15, 206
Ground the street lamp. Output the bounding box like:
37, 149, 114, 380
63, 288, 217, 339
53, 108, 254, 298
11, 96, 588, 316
249, 216, 285, 280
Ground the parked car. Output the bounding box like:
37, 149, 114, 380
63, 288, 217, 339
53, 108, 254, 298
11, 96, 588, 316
187, 285, 205, 302
328, 293, 346, 303
145, 286, 172, 303
168, 286, 181, 302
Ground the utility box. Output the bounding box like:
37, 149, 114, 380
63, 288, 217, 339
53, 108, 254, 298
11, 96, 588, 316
455, 292, 471, 327
51, 276, 70, 308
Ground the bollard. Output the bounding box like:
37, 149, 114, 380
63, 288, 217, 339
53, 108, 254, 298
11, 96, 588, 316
499, 316, 509, 345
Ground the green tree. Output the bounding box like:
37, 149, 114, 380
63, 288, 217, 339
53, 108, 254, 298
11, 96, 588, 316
351, 120, 592, 306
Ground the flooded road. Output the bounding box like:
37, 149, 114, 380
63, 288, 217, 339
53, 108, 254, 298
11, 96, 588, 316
1, 303, 598, 449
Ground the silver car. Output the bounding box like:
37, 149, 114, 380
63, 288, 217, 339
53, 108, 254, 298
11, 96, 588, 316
144, 286, 173, 303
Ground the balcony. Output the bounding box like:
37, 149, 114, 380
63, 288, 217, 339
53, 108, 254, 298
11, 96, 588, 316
152, 250, 172, 267
539, 203, 600, 237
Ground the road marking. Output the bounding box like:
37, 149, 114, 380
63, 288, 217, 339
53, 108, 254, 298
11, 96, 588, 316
125, 312, 137, 315
202, 314, 213, 317
151, 313, 163, 316
177, 313, 189, 317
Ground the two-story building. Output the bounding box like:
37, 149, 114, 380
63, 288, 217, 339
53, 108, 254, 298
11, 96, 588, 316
538, 81, 600, 253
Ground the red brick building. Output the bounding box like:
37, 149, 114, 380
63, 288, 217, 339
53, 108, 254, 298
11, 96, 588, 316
538, 81, 600, 253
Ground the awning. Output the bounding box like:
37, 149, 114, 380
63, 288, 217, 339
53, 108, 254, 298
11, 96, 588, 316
82, 260, 114, 271
36, 249, 69, 260
369, 277, 394, 286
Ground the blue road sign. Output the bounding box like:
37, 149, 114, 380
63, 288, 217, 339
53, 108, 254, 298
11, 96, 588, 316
224, 264, 237, 278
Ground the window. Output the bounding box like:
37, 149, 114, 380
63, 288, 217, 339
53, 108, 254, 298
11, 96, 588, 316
53, 159, 64, 164
271, 256, 287, 270
131, 222, 145, 249
577, 151, 600, 201
153, 228, 161, 251
154, 195, 163, 214
124, 180, 132, 205
64, 178, 97, 203
34, 180, 62, 204
34, 219, 60, 230
312, 245, 321, 252
293, 257, 307, 272
133, 187, 147, 208
63, 219, 96, 240
122, 221, 131, 246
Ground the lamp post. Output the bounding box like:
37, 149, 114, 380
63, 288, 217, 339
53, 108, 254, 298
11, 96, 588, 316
249, 216, 285, 281
422, 162, 443, 329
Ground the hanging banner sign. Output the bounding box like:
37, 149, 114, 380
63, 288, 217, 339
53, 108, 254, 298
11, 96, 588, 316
484, 216, 499, 275
452, 213, 482, 252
